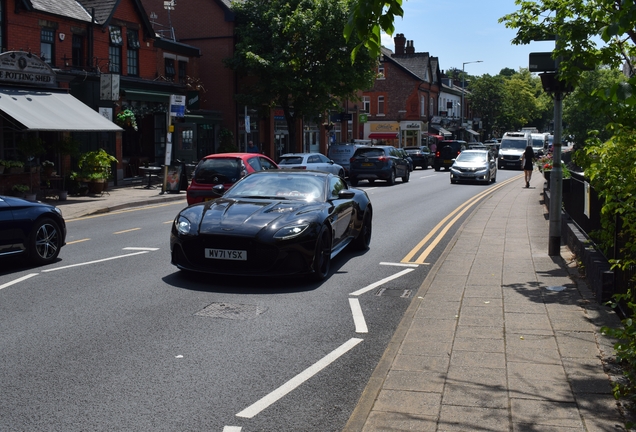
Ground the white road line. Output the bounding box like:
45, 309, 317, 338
40, 251, 149, 272
223, 427, 242, 432
123, 247, 160, 251
348, 298, 368, 333
380, 262, 420, 267
0, 273, 38, 291
236, 338, 364, 419
349, 268, 415, 296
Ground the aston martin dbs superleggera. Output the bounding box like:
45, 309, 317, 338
170, 170, 372, 280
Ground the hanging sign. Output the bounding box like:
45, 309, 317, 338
170, 94, 186, 117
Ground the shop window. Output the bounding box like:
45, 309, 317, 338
109, 26, 122, 74
165, 58, 175, 81
178, 61, 187, 85
377, 96, 385, 115
72, 34, 84, 69
127, 30, 139, 76
40, 28, 55, 65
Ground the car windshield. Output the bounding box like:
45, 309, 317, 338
278, 156, 304, 165
194, 158, 242, 184
531, 139, 544, 148
226, 173, 325, 202
500, 139, 527, 150
456, 152, 488, 163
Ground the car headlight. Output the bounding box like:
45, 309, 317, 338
175, 215, 194, 235
274, 223, 310, 239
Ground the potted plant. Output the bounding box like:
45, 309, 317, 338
77, 149, 118, 194
115, 109, 138, 131
41, 160, 55, 177
6, 160, 25, 174
12, 184, 29, 197
0, 160, 6, 175
52, 136, 80, 200
17, 135, 45, 170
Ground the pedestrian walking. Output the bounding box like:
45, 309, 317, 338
247, 140, 259, 153
522, 145, 534, 188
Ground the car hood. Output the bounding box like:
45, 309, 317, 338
499, 148, 524, 156
197, 198, 321, 235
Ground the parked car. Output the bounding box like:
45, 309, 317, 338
396, 148, 414, 171
171, 170, 372, 281
434, 140, 467, 171
449, 149, 497, 184
404, 146, 433, 169
186, 153, 278, 205
348, 145, 410, 186
0, 196, 66, 265
277, 153, 346, 177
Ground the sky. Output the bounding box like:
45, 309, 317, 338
380, 0, 557, 77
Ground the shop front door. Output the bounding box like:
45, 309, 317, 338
174, 124, 197, 164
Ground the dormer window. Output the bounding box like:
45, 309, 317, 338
377, 64, 385, 79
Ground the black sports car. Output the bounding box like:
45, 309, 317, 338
170, 170, 372, 280
0, 195, 66, 265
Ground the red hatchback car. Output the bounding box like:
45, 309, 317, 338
186, 153, 279, 205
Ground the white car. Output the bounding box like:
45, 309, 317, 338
278, 153, 346, 177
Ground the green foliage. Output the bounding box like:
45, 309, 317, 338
17, 135, 45, 159
227, 0, 377, 145
116, 109, 138, 131
217, 128, 237, 153
12, 184, 29, 194
77, 149, 118, 181
344, 0, 403, 60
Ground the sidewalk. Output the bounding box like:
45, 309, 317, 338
41, 183, 187, 220
345, 174, 631, 431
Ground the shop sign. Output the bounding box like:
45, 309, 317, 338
100, 73, 120, 101
400, 121, 422, 131
370, 122, 399, 132
359, 113, 368, 123
170, 94, 186, 117
0, 51, 56, 87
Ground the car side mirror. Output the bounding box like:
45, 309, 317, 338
212, 184, 225, 196
337, 190, 355, 199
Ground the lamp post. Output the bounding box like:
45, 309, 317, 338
461, 60, 482, 134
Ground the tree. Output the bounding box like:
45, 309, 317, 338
344, 0, 403, 59
227, 0, 377, 147
467, 74, 505, 138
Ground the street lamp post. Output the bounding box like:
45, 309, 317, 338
461, 60, 482, 134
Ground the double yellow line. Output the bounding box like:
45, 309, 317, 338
401, 176, 520, 264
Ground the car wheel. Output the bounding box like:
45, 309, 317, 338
368, 179, 375, 184
491, 172, 497, 183
28, 217, 62, 265
352, 211, 372, 251
387, 169, 396, 185
434, 166, 440, 172
402, 169, 410, 183
350, 178, 358, 186
312, 226, 332, 281
450, 178, 456, 184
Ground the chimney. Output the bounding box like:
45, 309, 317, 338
405, 40, 415, 55
394, 33, 406, 55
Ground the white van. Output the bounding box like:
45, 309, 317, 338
327, 143, 364, 176
498, 131, 531, 169
530, 133, 548, 156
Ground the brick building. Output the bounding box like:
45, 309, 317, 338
361, 34, 442, 148
0, 0, 204, 187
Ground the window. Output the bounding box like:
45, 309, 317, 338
430, 98, 435, 116
127, 30, 139, 76
362, 96, 370, 113
109, 26, 122, 73
377, 96, 385, 115
41, 28, 55, 65
72, 34, 84, 69
377, 64, 385, 79
178, 60, 187, 85
420, 96, 426, 117
165, 58, 175, 81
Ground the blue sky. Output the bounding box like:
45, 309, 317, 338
380, 0, 557, 77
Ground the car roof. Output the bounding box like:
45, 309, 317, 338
253, 168, 331, 177
203, 152, 264, 159
280, 153, 319, 157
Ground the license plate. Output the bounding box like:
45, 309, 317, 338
205, 248, 247, 260
362, 163, 374, 167
444, 160, 452, 164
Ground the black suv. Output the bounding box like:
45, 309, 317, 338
349, 146, 410, 186
404, 146, 433, 169
434, 140, 467, 171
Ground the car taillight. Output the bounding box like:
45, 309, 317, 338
350, 156, 357, 163
435, 151, 440, 158
378, 156, 389, 162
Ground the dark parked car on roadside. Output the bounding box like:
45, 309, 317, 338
434, 140, 467, 171
404, 146, 433, 169
396, 148, 414, 172
348, 146, 410, 186
0, 196, 66, 265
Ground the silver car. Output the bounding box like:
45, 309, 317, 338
278, 153, 346, 177
449, 150, 497, 184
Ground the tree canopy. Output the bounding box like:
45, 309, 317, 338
227, 0, 377, 146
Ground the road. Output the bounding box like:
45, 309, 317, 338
0, 168, 521, 431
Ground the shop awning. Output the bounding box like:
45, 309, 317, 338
0, 88, 122, 131
430, 125, 452, 137
122, 89, 174, 103
368, 132, 398, 139
466, 129, 480, 136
